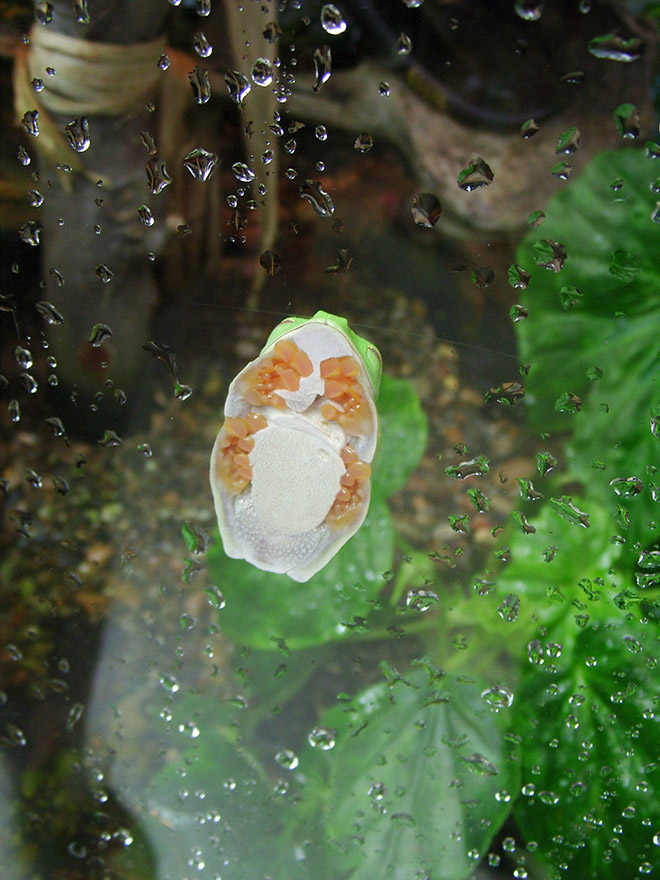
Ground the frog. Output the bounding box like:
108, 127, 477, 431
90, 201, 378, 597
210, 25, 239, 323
210, 311, 382, 582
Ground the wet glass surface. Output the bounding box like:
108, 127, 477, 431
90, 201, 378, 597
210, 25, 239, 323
1, 2, 659, 879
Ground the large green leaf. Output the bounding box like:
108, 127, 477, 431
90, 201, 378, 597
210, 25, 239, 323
297, 665, 520, 880
514, 146, 659, 571
207, 492, 394, 650
205, 374, 427, 650
372, 373, 428, 499
489, 501, 626, 632
513, 615, 660, 879
515, 148, 659, 432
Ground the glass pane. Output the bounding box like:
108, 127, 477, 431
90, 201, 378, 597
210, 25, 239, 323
1, 2, 658, 879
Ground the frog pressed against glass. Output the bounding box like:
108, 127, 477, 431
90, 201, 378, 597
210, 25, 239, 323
210, 311, 382, 582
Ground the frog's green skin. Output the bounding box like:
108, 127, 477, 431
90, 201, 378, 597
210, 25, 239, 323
265, 311, 382, 399
210, 312, 382, 582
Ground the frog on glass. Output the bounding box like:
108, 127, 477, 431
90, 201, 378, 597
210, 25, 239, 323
210, 312, 382, 582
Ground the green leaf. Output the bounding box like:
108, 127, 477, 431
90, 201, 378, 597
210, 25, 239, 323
513, 615, 660, 879
515, 148, 660, 562
206, 374, 427, 651
207, 493, 395, 650
489, 502, 625, 635
372, 373, 428, 499
516, 149, 659, 432
297, 666, 520, 880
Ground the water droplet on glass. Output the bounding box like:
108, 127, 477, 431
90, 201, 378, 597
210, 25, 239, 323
315, 124, 328, 141
18, 146, 31, 166
609, 476, 643, 497
178, 720, 200, 738
613, 103, 640, 139
548, 496, 590, 527
378, 82, 391, 97
18, 220, 42, 246
52, 475, 69, 494
15, 347, 33, 370
159, 673, 180, 694
263, 20, 282, 42
259, 250, 281, 275
139, 129, 157, 155
35, 2, 53, 25
445, 455, 490, 479
458, 155, 493, 191
36, 301, 64, 324
514, 1, 544, 21
232, 162, 255, 183
536, 451, 557, 477
485, 381, 525, 405
28, 189, 44, 208
527, 639, 545, 665
299, 179, 334, 216
98, 430, 122, 448
94, 264, 113, 283
555, 391, 582, 415
308, 726, 337, 750
275, 748, 299, 769
157, 53, 170, 71
183, 147, 218, 181
588, 32, 643, 62
224, 68, 251, 105
313, 46, 332, 93
193, 31, 212, 58
403, 0, 425, 7
461, 753, 498, 776
397, 32, 412, 55
18, 373, 39, 394
521, 118, 539, 138
508, 265, 530, 289
533, 239, 566, 272
45, 417, 65, 437
64, 117, 90, 153
482, 686, 514, 711
321, 4, 347, 35
205, 585, 225, 610
32, 77, 44, 92
5, 722, 27, 746
405, 588, 439, 612
146, 157, 172, 194
354, 132, 373, 152
497, 594, 520, 622
188, 66, 211, 103
66, 702, 84, 732
412, 192, 442, 227
8, 399, 21, 422
23, 111, 39, 138
251, 57, 274, 87
559, 284, 582, 309
89, 323, 112, 347
137, 204, 154, 226
556, 127, 580, 155
550, 161, 572, 180
368, 781, 387, 801
609, 249, 641, 282
509, 304, 528, 322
